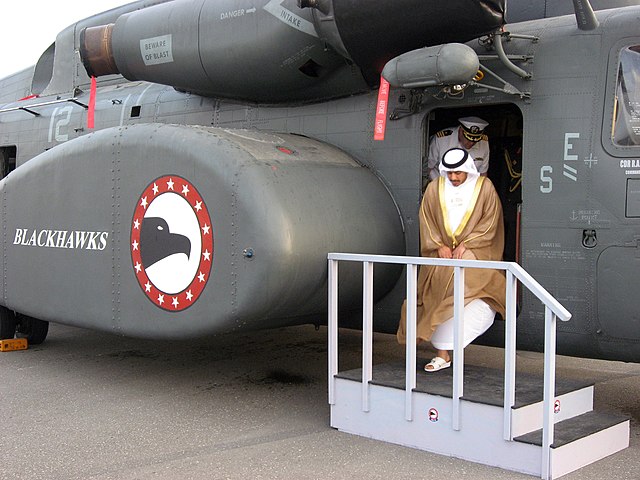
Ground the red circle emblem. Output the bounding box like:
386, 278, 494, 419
130, 175, 213, 311
428, 407, 439, 422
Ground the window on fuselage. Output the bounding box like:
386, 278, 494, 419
613, 46, 640, 146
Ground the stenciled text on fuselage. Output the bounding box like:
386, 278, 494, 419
13, 228, 109, 251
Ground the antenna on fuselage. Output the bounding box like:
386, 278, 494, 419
572, 0, 599, 30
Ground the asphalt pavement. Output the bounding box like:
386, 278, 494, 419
1, 323, 638, 480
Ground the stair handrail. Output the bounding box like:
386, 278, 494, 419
327, 252, 571, 480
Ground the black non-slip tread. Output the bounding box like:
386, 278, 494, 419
513, 411, 630, 448
335, 359, 594, 408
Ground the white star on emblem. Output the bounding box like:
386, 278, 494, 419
157, 294, 165, 305
140, 197, 148, 209
145, 282, 152, 292
133, 219, 140, 230
152, 183, 159, 195
202, 249, 211, 261
194, 200, 202, 212
186, 290, 193, 301
172, 297, 179, 308
167, 178, 175, 190
135, 262, 142, 273
132, 240, 139, 251
202, 223, 210, 235
198, 272, 206, 282
182, 184, 190, 196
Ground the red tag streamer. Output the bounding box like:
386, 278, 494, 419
374, 76, 390, 141
87, 76, 97, 129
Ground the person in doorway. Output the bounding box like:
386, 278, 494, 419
423, 116, 490, 189
398, 147, 506, 372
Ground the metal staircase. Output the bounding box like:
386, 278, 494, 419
327, 253, 629, 479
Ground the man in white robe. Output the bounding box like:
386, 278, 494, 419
398, 147, 506, 372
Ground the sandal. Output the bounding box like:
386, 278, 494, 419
424, 356, 451, 372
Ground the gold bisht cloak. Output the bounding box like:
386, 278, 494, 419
397, 176, 506, 344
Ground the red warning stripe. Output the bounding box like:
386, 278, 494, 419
374, 76, 390, 141
87, 76, 97, 129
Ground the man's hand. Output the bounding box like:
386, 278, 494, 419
452, 242, 466, 259
438, 245, 453, 259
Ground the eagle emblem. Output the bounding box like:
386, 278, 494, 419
130, 175, 213, 311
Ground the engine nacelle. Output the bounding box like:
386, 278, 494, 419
79, 0, 505, 103
80, 0, 371, 104
1, 125, 404, 338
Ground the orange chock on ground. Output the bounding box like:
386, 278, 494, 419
0, 338, 28, 352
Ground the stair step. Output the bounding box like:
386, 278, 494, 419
336, 359, 593, 408
514, 411, 630, 448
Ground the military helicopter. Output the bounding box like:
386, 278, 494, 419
0, 0, 639, 363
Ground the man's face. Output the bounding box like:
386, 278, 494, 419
457, 128, 478, 149
447, 171, 468, 186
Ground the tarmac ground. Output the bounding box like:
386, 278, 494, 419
1, 323, 638, 480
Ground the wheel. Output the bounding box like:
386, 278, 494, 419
16, 314, 49, 345
0, 306, 17, 339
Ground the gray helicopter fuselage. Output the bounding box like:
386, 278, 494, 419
1, 0, 640, 361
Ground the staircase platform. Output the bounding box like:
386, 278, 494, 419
330, 359, 629, 478
335, 360, 593, 407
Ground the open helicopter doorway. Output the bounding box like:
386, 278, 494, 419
0, 146, 16, 179
423, 104, 523, 263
